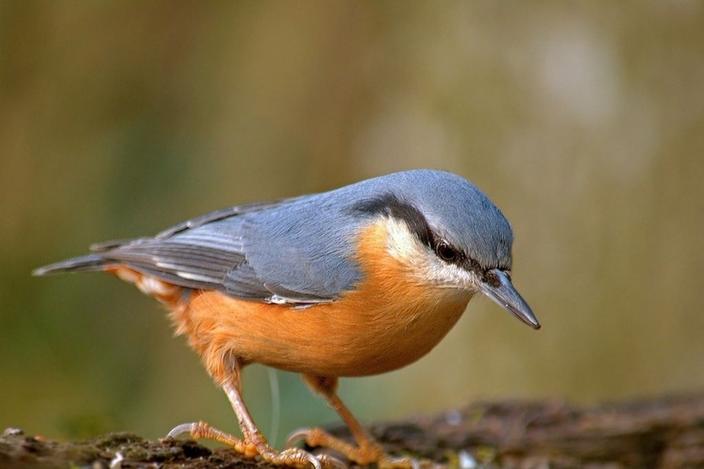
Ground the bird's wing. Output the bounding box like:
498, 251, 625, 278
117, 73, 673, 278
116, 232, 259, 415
154, 198, 305, 239
90, 198, 303, 253
224, 195, 362, 304
95, 194, 356, 305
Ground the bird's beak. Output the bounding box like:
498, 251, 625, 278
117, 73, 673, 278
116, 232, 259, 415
480, 269, 541, 330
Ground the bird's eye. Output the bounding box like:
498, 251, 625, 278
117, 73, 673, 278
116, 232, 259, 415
435, 241, 459, 263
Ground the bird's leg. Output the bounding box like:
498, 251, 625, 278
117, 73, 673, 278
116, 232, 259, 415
168, 357, 341, 469
289, 375, 430, 468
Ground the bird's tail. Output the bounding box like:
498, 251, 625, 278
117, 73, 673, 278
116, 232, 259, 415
32, 254, 110, 276
33, 244, 187, 312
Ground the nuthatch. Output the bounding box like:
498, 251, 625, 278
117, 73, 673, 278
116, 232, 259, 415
35, 169, 540, 468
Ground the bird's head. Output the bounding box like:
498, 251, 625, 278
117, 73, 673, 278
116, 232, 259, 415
350, 170, 540, 330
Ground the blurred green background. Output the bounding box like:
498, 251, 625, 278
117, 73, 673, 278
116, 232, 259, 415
2, 1, 703, 444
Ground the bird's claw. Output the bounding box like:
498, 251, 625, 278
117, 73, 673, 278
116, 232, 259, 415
287, 429, 349, 468
253, 446, 344, 469
166, 422, 197, 439
288, 427, 442, 469
166, 421, 342, 468
273, 447, 322, 469
312, 453, 348, 469
286, 427, 312, 447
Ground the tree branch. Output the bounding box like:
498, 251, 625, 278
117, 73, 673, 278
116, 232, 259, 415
3, 393, 703, 468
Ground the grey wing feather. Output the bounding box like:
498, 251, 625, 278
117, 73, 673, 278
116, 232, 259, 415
155, 196, 305, 239
88, 201, 278, 253
224, 261, 333, 303
37, 192, 358, 305
85, 195, 340, 304
90, 238, 151, 252
230, 196, 363, 303
101, 216, 249, 291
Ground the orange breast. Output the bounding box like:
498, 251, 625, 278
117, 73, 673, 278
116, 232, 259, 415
173, 220, 472, 381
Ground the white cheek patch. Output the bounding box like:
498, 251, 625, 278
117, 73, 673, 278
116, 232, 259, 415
424, 258, 479, 291
383, 217, 425, 262
381, 217, 481, 293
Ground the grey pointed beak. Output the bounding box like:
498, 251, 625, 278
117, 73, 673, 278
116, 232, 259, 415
480, 269, 541, 330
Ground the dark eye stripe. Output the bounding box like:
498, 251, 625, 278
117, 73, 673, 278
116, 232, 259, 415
351, 193, 435, 249
352, 193, 488, 272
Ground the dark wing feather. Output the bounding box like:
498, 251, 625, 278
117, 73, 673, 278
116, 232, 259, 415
80, 199, 283, 282
89, 200, 299, 254
100, 239, 243, 290
37, 193, 351, 305
90, 195, 337, 304
155, 196, 305, 239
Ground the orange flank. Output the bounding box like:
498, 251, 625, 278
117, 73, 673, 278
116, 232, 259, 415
169, 220, 473, 382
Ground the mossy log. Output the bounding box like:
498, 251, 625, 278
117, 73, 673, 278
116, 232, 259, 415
2, 393, 703, 468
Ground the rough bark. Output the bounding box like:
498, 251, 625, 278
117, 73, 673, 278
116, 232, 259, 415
2, 393, 703, 468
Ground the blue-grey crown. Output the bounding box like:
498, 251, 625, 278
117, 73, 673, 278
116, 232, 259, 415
343, 170, 514, 270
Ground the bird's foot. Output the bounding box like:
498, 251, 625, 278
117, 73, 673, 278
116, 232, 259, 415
168, 421, 344, 468
287, 427, 443, 468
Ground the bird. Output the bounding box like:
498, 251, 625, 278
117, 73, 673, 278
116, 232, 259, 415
34, 169, 540, 468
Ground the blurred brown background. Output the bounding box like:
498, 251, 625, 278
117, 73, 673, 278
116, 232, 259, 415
1, 1, 703, 443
